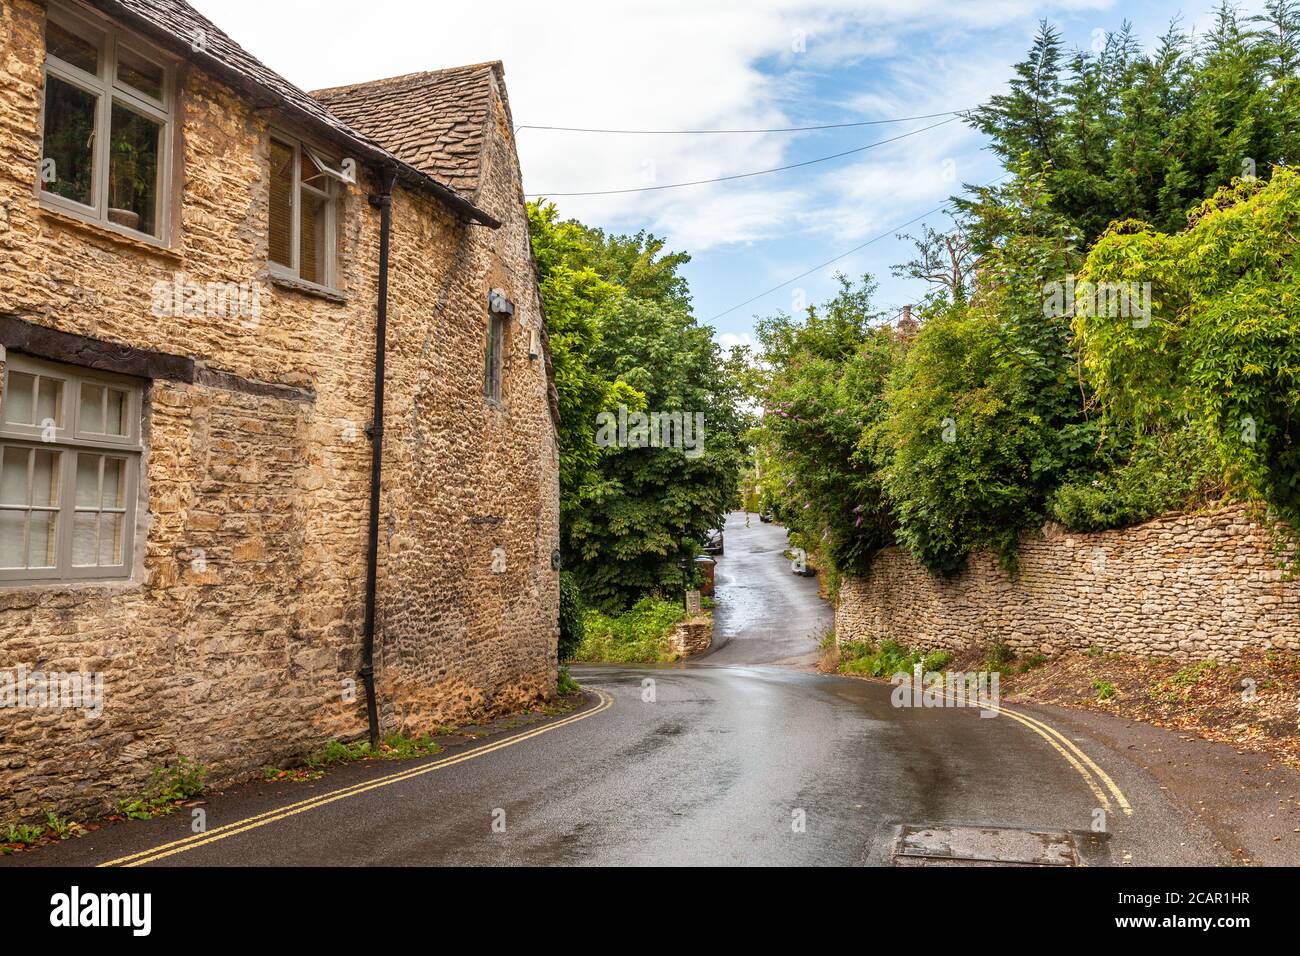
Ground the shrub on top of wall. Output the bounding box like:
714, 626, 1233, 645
572, 597, 687, 664
1075, 171, 1300, 555
1048, 422, 1221, 532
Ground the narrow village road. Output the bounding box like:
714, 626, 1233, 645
8, 514, 1231, 867
700, 511, 830, 667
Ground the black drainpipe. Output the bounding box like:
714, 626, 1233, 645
361, 165, 398, 749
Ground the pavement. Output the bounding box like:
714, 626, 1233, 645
5, 511, 1290, 867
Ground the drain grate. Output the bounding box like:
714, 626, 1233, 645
892, 824, 1080, 866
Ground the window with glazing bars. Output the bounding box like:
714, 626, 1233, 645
0, 355, 142, 583
39, 2, 174, 241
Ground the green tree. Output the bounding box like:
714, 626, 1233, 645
970, 21, 1067, 172
1076, 169, 1300, 533
530, 201, 746, 609
567, 297, 748, 608
876, 174, 1091, 574
971, 7, 1300, 244
529, 202, 644, 513
574, 226, 693, 310
755, 276, 898, 580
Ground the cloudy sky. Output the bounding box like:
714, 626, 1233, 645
193, 0, 1265, 350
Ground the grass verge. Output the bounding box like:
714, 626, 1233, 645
998, 648, 1300, 769
264, 733, 444, 782
571, 597, 689, 664
824, 635, 953, 678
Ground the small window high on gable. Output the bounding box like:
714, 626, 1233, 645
484, 290, 514, 404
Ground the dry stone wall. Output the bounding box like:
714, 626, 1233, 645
670, 617, 712, 658
835, 505, 1299, 661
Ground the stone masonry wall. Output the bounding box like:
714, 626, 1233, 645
0, 0, 558, 821
835, 505, 1300, 661
669, 617, 712, 658
371, 66, 560, 733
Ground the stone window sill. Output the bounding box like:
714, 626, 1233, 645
38, 204, 182, 263
269, 272, 348, 304
0, 577, 143, 603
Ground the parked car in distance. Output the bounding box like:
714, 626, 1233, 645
704, 529, 724, 556
759, 512, 774, 523
790, 547, 816, 577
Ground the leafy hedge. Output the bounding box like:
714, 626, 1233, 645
570, 597, 687, 664
756, 170, 1298, 579
1048, 422, 1221, 532
1076, 169, 1300, 533
839, 639, 952, 678
557, 571, 585, 662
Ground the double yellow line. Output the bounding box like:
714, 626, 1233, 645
97, 680, 1125, 866
958, 692, 1133, 817
99, 690, 614, 867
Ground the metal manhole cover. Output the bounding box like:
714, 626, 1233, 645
892, 824, 1080, 866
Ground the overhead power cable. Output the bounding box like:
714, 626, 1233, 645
706, 173, 1010, 323
523, 117, 961, 198
515, 109, 967, 135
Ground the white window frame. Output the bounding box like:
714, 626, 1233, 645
268, 134, 341, 291
0, 354, 143, 585
37, 2, 176, 244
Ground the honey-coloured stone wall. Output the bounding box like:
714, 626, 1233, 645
0, 0, 558, 821
835, 505, 1300, 661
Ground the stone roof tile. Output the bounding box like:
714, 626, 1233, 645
311, 63, 503, 203
82, 0, 499, 224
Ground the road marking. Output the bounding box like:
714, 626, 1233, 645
99, 690, 614, 867
939, 688, 1134, 817
996, 703, 1133, 816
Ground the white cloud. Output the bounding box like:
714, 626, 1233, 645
189, 0, 1117, 262
651, 185, 809, 251
715, 331, 756, 351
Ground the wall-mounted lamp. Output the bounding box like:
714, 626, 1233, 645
529, 328, 542, 361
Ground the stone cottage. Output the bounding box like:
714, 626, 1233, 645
0, 0, 561, 820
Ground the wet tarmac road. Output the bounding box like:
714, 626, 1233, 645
7, 513, 1229, 867
702, 511, 830, 667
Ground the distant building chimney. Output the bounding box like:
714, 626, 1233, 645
897, 303, 918, 338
